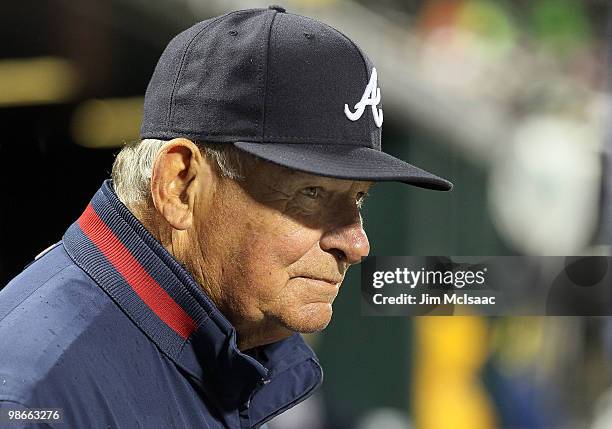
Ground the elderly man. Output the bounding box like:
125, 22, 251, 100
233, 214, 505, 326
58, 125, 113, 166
0, 5, 451, 429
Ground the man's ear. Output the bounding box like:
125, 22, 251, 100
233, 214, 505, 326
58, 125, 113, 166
150, 138, 209, 230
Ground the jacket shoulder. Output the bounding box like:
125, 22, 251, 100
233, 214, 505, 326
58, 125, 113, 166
0, 243, 114, 404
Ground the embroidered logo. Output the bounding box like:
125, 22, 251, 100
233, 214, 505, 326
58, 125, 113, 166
344, 67, 383, 127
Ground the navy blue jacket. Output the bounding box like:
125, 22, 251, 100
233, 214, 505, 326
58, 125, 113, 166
0, 181, 322, 428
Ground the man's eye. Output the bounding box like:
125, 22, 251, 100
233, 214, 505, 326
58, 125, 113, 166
300, 187, 322, 199
356, 191, 369, 208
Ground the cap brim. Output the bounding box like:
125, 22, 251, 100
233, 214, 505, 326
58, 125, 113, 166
233, 142, 453, 191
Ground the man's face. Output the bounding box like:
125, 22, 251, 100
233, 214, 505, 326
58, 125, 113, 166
192, 159, 371, 342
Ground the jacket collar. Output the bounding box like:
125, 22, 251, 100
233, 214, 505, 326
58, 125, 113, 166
62, 180, 322, 424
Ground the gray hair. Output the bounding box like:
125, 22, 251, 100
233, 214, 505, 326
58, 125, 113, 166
111, 139, 254, 208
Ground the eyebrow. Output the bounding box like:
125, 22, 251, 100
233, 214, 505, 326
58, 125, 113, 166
275, 173, 374, 198
360, 182, 374, 195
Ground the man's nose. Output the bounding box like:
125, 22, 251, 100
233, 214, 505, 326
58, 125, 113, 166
319, 212, 370, 266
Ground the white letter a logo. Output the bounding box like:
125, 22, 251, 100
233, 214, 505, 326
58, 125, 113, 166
344, 68, 383, 127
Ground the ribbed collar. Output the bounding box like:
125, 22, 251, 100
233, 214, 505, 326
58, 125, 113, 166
62, 180, 322, 425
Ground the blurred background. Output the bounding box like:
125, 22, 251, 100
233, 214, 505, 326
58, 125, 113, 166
1, 0, 611, 428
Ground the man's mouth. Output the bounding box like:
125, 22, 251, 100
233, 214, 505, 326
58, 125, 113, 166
296, 275, 342, 286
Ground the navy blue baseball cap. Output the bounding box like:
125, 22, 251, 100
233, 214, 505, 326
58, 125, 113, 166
140, 5, 453, 191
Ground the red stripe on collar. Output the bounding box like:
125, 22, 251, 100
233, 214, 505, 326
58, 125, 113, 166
78, 203, 197, 340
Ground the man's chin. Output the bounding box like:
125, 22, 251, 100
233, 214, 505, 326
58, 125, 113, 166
278, 303, 333, 334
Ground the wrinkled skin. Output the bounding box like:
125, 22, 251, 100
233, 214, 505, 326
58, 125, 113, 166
144, 138, 371, 350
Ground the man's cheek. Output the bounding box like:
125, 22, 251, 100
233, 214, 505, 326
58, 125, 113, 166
245, 258, 286, 293
246, 232, 308, 268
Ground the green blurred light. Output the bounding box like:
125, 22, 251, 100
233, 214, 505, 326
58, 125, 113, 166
457, 0, 517, 56
531, 0, 591, 56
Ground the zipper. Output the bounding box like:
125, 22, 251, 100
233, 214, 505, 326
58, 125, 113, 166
239, 397, 251, 429
250, 359, 323, 429
239, 376, 267, 429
